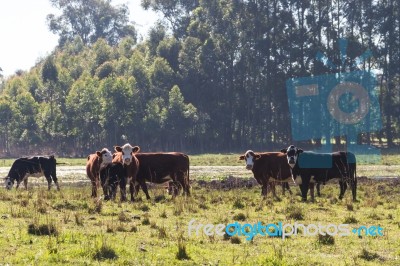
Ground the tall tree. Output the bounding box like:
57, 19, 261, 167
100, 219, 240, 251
47, 0, 136, 46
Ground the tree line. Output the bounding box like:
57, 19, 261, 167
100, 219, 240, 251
0, 0, 399, 157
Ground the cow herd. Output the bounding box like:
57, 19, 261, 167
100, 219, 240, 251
3, 144, 358, 202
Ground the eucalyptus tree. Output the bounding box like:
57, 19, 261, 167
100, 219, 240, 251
0, 98, 13, 154
66, 74, 102, 152
47, 0, 136, 46
163, 85, 198, 150
99, 76, 138, 145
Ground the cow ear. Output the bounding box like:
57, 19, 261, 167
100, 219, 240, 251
254, 154, 261, 160
132, 146, 140, 153
280, 149, 287, 153
96, 151, 102, 157
114, 146, 122, 152
298, 149, 304, 153
239, 155, 245, 160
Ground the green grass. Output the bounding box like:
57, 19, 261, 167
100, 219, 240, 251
0, 178, 399, 265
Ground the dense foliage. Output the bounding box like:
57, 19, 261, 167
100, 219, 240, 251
0, 0, 399, 156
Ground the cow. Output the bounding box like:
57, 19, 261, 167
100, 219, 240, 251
99, 162, 127, 201
111, 143, 141, 202
4, 155, 60, 190
112, 149, 191, 201
281, 145, 357, 202
239, 150, 293, 199
86, 148, 113, 197
134, 152, 191, 200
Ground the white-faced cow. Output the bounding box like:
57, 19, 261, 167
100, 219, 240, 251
135, 152, 191, 200
281, 145, 357, 202
111, 143, 141, 201
86, 148, 113, 197
239, 150, 292, 199
5, 155, 60, 190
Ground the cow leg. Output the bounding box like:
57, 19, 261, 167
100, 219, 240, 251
91, 180, 98, 197
110, 181, 116, 201
316, 183, 321, 197
309, 183, 315, 202
261, 180, 268, 198
270, 181, 280, 200
129, 182, 139, 202
299, 180, 310, 202
339, 180, 347, 200
351, 176, 357, 202
100, 170, 110, 201
23, 178, 28, 190
177, 171, 190, 196
89, 173, 97, 197
283, 182, 292, 195
44, 174, 53, 190
119, 176, 127, 202
138, 180, 151, 200
52, 175, 60, 191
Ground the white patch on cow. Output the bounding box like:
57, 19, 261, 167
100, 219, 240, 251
121, 143, 134, 165
310, 176, 316, 183
245, 156, 254, 170
294, 175, 302, 185
243, 150, 255, 170
100, 148, 113, 166
4, 177, 13, 190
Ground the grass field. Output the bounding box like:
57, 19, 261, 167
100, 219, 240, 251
0, 154, 399, 265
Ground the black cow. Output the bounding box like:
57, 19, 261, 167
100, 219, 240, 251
4, 156, 60, 190
99, 162, 127, 201
132, 152, 191, 200
281, 145, 357, 202
239, 150, 292, 199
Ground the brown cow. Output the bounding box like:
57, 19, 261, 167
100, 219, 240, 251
111, 143, 141, 202
114, 152, 191, 201
239, 150, 293, 199
86, 148, 113, 197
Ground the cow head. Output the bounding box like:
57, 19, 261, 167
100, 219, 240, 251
239, 150, 261, 170
281, 145, 303, 168
114, 143, 140, 165
4, 177, 13, 190
96, 148, 113, 165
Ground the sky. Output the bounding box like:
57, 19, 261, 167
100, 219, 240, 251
0, 0, 159, 78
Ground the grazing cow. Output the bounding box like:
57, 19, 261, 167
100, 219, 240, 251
281, 145, 357, 202
86, 148, 113, 197
239, 150, 292, 199
114, 152, 190, 201
4, 155, 60, 190
99, 162, 127, 201
112, 143, 141, 202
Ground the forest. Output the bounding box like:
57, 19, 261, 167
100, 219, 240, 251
0, 0, 399, 156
